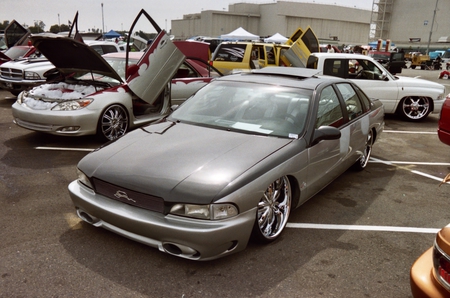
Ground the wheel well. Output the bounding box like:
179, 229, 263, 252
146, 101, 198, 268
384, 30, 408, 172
287, 175, 300, 209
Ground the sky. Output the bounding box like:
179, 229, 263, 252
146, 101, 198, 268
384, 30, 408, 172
0, 0, 373, 33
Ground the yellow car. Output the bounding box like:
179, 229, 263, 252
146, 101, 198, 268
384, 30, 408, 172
410, 225, 450, 297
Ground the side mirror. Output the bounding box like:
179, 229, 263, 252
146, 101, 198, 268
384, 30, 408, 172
312, 126, 341, 145
126, 64, 139, 79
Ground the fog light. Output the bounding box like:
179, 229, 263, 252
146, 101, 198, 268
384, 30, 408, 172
58, 126, 80, 132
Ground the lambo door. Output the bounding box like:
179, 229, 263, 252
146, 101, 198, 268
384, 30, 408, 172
4, 20, 30, 49
282, 27, 320, 68
126, 9, 185, 105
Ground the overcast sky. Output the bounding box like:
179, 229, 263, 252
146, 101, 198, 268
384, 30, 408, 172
0, 0, 373, 33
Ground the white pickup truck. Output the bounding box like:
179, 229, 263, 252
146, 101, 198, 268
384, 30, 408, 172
306, 52, 446, 121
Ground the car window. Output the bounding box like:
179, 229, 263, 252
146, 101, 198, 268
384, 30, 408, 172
315, 85, 344, 128
174, 62, 198, 78
213, 44, 246, 62
336, 83, 363, 120
323, 59, 346, 77
171, 80, 313, 138
353, 59, 384, 80
353, 84, 371, 111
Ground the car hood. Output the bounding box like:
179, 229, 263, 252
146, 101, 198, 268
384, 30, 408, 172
30, 35, 122, 82
79, 122, 292, 204
396, 75, 445, 90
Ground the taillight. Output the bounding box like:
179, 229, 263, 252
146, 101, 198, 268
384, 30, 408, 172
433, 242, 450, 291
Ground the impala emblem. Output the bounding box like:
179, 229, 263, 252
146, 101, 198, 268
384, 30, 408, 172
114, 190, 136, 203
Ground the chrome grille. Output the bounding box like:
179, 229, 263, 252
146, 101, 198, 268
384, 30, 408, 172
0, 67, 23, 80
93, 178, 164, 213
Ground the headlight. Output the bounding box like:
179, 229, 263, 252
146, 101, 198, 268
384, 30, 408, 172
77, 169, 93, 189
52, 98, 93, 111
24, 71, 41, 80
170, 203, 238, 220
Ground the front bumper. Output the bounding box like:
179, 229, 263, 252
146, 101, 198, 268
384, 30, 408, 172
68, 180, 256, 261
410, 247, 450, 298
12, 102, 99, 136
0, 78, 45, 94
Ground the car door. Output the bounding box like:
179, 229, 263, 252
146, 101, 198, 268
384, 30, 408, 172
349, 58, 399, 113
126, 9, 185, 105
306, 84, 347, 198
4, 20, 30, 49
282, 27, 320, 67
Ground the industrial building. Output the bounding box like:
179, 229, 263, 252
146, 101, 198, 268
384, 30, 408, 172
171, 0, 450, 52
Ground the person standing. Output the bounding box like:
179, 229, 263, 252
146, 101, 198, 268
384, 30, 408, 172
327, 44, 335, 53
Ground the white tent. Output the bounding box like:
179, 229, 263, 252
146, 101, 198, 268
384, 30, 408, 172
264, 33, 288, 43
220, 27, 259, 41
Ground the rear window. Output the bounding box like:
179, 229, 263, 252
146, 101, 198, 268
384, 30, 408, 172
213, 44, 247, 62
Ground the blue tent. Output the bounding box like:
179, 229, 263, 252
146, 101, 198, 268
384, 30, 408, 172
104, 30, 120, 38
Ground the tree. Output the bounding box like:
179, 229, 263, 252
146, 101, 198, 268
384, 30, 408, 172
49, 23, 70, 33
0, 20, 10, 31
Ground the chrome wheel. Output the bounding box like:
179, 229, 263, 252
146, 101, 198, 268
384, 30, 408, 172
253, 176, 291, 243
400, 96, 430, 121
353, 130, 373, 171
99, 105, 128, 141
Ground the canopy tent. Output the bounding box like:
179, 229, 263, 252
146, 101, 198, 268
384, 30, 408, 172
104, 30, 121, 39
264, 33, 288, 43
220, 27, 259, 41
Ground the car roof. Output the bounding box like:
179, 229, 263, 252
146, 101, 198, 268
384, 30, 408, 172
311, 52, 375, 61
218, 67, 349, 89
103, 51, 143, 59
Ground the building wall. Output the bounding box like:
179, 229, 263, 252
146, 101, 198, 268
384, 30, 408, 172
388, 0, 450, 49
171, 1, 371, 46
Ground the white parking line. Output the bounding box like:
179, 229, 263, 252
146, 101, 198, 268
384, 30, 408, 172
35, 146, 94, 152
286, 223, 440, 234
383, 130, 436, 134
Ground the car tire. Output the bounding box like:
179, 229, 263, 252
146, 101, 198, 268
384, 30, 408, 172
252, 176, 292, 243
353, 129, 373, 171
98, 104, 129, 141
397, 96, 431, 121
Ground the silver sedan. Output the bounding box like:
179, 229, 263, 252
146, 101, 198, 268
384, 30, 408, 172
69, 67, 384, 260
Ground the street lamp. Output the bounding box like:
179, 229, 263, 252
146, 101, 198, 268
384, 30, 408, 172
101, 3, 105, 37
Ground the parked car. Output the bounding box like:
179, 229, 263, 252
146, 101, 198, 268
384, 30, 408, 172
307, 52, 446, 121
410, 224, 450, 297
68, 67, 384, 261
11, 27, 186, 141
438, 94, 450, 146
0, 39, 124, 96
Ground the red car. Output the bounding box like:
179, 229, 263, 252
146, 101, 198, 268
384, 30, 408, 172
410, 94, 450, 297
438, 94, 450, 146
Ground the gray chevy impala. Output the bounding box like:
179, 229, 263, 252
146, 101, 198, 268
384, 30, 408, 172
69, 67, 384, 260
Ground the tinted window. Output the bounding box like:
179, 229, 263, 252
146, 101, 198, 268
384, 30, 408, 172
336, 83, 363, 120
316, 85, 343, 128
213, 44, 247, 62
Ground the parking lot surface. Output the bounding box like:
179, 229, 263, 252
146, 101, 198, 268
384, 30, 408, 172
1, 68, 450, 297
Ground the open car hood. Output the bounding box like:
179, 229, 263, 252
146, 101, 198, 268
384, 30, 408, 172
30, 35, 123, 82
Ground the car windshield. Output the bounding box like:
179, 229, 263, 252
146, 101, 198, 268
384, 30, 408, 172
4, 47, 30, 59
73, 56, 139, 85
171, 80, 312, 138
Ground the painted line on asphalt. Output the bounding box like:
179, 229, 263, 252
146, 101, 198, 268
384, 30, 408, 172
370, 157, 447, 183
35, 146, 94, 152
382, 130, 436, 134
286, 223, 440, 234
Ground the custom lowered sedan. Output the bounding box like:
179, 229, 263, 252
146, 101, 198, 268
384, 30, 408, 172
69, 67, 384, 260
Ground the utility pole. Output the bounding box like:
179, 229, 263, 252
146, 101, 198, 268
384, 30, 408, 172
101, 3, 105, 38
426, 0, 439, 55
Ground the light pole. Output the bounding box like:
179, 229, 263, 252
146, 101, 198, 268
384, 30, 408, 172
101, 3, 105, 37
426, 0, 439, 55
